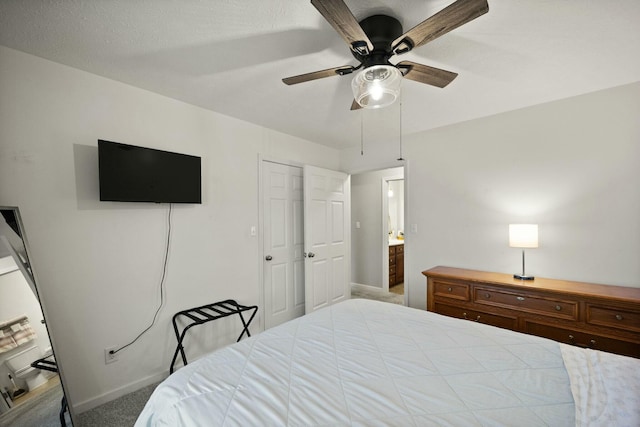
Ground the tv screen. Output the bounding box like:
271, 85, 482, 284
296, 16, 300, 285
98, 140, 201, 204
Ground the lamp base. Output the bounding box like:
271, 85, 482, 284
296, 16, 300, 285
514, 274, 534, 280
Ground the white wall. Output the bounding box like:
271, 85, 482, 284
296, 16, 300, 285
0, 46, 341, 412
351, 167, 403, 288
344, 81, 640, 310
339, 102, 407, 174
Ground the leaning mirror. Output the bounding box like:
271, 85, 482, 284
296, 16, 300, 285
0, 207, 73, 426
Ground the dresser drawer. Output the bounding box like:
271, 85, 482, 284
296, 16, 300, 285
474, 287, 578, 320
523, 320, 640, 358
586, 304, 640, 333
396, 245, 404, 254
389, 265, 396, 276
435, 303, 518, 330
389, 246, 396, 256
433, 280, 469, 302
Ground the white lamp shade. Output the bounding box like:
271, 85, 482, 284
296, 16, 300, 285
351, 65, 402, 109
509, 224, 538, 248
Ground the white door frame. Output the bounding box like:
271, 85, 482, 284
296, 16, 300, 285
402, 160, 410, 307
381, 174, 404, 292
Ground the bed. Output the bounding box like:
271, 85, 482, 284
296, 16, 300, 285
135, 299, 640, 426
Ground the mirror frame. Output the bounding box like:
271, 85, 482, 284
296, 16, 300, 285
0, 206, 75, 424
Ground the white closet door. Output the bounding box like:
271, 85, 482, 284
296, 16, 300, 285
303, 165, 350, 313
263, 161, 305, 329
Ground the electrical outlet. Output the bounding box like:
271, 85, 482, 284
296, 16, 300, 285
105, 346, 119, 364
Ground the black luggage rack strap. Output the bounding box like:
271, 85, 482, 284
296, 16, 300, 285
170, 299, 258, 374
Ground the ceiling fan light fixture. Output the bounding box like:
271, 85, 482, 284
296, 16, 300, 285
351, 65, 402, 109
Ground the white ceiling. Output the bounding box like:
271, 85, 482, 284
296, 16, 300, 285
1, 0, 639, 149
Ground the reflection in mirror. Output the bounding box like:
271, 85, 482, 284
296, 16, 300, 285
0, 207, 73, 426
387, 179, 404, 241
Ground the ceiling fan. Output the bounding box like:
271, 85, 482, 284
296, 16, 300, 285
282, 0, 489, 110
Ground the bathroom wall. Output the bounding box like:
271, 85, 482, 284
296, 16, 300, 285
0, 259, 52, 393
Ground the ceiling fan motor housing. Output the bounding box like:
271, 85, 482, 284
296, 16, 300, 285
352, 15, 403, 68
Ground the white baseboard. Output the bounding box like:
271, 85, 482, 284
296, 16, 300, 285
73, 370, 168, 414
351, 282, 384, 289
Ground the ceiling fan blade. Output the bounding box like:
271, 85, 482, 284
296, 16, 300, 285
392, 0, 489, 55
311, 0, 374, 56
397, 61, 458, 88
282, 65, 355, 85
350, 99, 362, 111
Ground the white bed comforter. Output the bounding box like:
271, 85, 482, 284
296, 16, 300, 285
560, 343, 640, 427
136, 299, 637, 426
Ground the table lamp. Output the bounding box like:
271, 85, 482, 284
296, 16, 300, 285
509, 224, 538, 280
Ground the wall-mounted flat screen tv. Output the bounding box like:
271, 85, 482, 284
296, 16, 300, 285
98, 140, 201, 204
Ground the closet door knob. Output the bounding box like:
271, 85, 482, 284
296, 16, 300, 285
265, 255, 273, 261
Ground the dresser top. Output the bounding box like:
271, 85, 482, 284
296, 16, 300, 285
422, 266, 640, 302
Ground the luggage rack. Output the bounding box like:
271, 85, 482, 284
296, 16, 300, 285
170, 299, 258, 374
31, 356, 68, 426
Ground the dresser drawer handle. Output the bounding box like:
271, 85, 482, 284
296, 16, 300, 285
463, 312, 481, 322
615, 314, 624, 321
484, 293, 491, 299
589, 339, 597, 347
447, 287, 452, 292
516, 296, 525, 301
555, 305, 562, 311
568, 334, 574, 341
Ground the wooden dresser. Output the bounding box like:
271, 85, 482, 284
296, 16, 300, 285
389, 243, 404, 286
423, 266, 640, 358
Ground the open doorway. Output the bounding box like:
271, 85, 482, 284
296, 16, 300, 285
350, 167, 405, 304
